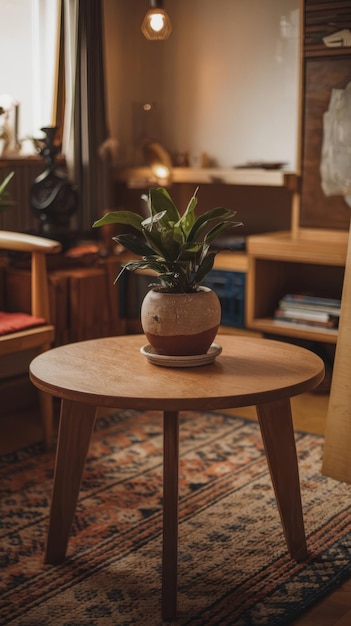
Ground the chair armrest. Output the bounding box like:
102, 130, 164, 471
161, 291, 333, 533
0, 230, 62, 320
0, 231, 62, 255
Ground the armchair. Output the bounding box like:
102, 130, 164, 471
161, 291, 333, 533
0, 231, 62, 448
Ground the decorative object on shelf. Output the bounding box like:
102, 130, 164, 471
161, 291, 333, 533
174, 151, 190, 167
0, 95, 20, 157
93, 186, 243, 356
30, 126, 78, 249
234, 161, 288, 170
141, 0, 172, 41
323, 29, 351, 48
320, 80, 351, 208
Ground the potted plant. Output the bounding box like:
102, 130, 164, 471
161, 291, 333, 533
93, 186, 242, 356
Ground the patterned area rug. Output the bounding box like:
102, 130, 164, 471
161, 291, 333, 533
1, 410, 351, 626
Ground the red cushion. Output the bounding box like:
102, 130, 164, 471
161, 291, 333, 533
0, 311, 46, 336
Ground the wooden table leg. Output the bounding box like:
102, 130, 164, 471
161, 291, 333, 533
256, 398, 308, 562
162, 410, 180, 621
45, 399, 97, 564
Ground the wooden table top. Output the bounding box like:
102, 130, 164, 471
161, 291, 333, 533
29, 334, 325, 412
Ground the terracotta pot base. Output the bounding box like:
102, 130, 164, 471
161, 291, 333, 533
144, 325, 218, 356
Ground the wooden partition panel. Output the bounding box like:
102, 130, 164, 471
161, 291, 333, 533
300, 0, 351, 230
322, 220, 351, 482
300, 58, 351, 229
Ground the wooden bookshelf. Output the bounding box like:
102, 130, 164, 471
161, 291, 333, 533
246, 229, 349, 344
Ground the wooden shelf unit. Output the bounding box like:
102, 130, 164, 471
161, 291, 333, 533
115, 166, 298, 189
246, 229, 349, 344
212, 251, 248, 273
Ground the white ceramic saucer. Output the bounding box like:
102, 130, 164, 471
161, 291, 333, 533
140, 343, 222, 368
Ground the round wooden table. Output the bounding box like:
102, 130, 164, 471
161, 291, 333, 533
29, 334, 324, 621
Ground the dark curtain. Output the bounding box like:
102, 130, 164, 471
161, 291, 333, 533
62, 0, 114, 235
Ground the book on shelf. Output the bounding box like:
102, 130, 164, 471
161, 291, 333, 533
279, 294, 341, 313
273, 318, 338, 334
273, 293, 341, 331
274, 310, 339, 329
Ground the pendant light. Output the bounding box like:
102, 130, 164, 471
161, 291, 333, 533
141, 0, 172, 41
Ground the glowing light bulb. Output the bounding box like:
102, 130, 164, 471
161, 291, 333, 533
150, 13, 165, 33
152, 164, 170, 179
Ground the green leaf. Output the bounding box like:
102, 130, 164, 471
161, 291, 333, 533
124, 258, 168, 274
141, 210, 167, 230
171, 223, 185, 246
177, 241, 202, 256
204, 220, 243, 245
149, 188, 180, 224
159, 229, 182, 262
176, 243, 202, 265
143, 227, 168, 258
113, 260, 165, 284
198, 242, 210, 265
177, 187, 198, 236
112, 233, 157, 257
193, 251, 217, 286
142, 224, 182, 262
188, 207, 239, 242
0, 171, 15, 212
92, 210, 143, 231
0, 171, 14, 198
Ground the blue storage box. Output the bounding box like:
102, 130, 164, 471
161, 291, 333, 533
203, 270, 245, 327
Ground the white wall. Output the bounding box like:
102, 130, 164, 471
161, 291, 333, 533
0, 0, 61, 148
0, 0, 34, 140
103, 0, 299, 170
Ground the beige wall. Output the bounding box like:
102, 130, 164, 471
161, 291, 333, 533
103, 0, 299, 170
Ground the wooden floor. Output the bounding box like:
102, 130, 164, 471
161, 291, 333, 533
1, 391, 351, 625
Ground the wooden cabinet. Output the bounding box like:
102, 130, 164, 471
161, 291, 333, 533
4, 257, 126, 346
246, 229, 349, 344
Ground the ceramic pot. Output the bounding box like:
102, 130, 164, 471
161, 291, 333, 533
141, 286, 221, 356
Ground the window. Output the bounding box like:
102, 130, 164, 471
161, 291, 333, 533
0, 0, 60, 155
